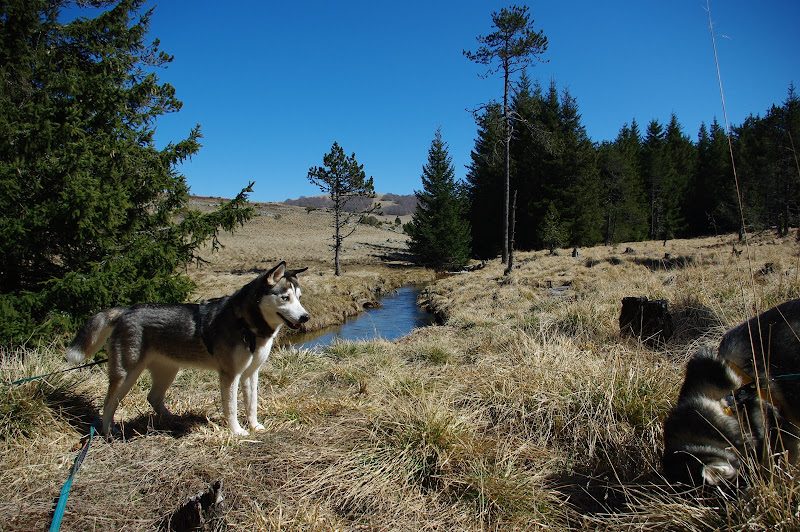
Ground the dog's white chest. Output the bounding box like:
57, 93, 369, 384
254, 336, 275, 366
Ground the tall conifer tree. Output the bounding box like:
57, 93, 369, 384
464, 4, 547, 267
0, 0, 253, 345
597, 123, 648, 244
407, 128, 471, 271
466, 104, 505, 258
663, 113, 693, 237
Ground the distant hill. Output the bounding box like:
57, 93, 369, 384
282, 193, 417, 217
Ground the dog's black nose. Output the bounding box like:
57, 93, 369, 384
299, 314, 310, 323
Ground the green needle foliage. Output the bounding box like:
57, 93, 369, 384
464, 4, 548, 267
407, 127, 471, 271
307, 142, 379, 276
0, 0, 254, 346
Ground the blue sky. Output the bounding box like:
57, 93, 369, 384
138, 1, 798, 203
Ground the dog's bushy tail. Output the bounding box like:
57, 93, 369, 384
66, 307, 127, 364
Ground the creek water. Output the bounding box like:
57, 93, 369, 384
287, 286, 433, 350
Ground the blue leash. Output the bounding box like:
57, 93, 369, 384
10, 358, 108, 387
7, 361, 106, 529
771, 373, 800, 382
49, 419, 100, 532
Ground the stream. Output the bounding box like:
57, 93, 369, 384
287, 286, 433, 350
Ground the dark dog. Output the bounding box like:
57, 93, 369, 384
663, 299, 800, 485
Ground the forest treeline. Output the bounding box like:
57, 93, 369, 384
466, 74, 800, 258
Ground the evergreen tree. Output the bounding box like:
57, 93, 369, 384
597, 122, 648, 244
509, 73, 552, 250
540, 202, 566, 253
641, 119, 669, 240
688, 120, 736, 234
463, 70, 796, 248
464, 4, 547, 267
466, 103, 505, 258
407, 128, 471, 271
0, 0, 253, 345
663, 113, 692, 237
522, 79, 563, 249
735, 84, 800, 236
708, 120, 740, 233
557, 87, 602, 246
307, 142, 378, 276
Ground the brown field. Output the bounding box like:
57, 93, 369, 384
3, 201, 800, 530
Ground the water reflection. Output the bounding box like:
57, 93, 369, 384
287, 286, 432, 350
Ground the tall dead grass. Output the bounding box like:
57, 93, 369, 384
3, 231, 800, 530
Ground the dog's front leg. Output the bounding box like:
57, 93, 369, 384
219, 372, 247, 435
242, 369, 265, 431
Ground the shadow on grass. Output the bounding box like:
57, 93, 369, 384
359, 241, 416, 264
116, 412, 210, 440
43, 388, 209, 440
632, 255, 696, 271
42, 388, 100, 435
548, 471, 669, 518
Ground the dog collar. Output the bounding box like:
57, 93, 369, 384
726, 360, 754, 387
723, 361, 783, 415
242, 328, 257, 353
238, 318, 274, 353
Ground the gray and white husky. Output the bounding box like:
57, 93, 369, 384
663, 299, 800, 485
67, 262, 309, 436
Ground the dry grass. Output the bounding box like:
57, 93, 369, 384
3, 205, 800, 530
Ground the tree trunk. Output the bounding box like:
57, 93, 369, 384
505, 189, 517, 275
334, 241, 341, 276
334, 202, 341, 276
502, 63, 510, 265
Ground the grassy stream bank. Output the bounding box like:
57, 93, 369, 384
3, 228, 800, 530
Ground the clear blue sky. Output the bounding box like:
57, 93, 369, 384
139, 1, 798, 203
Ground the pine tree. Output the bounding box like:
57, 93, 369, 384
663, 113, 693, 238
641, 119, 669, 240
687, 120, 736, 235
466, 103, 505, 258
540, 203, 566, 253
596, 124, 648, 244
0, 0, 253, 345
557, 87, 602, 246
407, 128, 471, 271
307, 142, 378, 276
510, 73, 555, 250
508, 73, 537, 250
735, 85, 800, 236
464, 4, 547, 267
685, 123, 714, 234
529, 80, 565, 249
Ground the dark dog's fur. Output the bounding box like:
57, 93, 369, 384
663, 299, 800, 485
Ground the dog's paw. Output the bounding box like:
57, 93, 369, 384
230, 426, 249, 436
102, 423, 122, 440
251, 423, 266, 432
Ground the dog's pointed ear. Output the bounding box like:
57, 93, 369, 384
289, 266, 308, 277
266, 262, 287, 285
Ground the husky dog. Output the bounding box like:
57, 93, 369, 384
662, 299, 800, 485
67, 262, 309, 436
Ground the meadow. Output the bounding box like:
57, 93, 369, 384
2, 201, 800, 530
